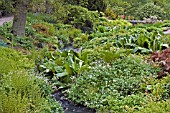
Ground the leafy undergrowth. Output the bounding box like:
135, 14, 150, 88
0, 47, 63, 113
0, 46, 34, 76
1, 9, 170, 113
150, 47, 170, 78
69, 55, 160, 113
135, 100, 170, 113
0, 71, 63, 113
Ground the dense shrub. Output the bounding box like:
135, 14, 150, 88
0, 47, 34, 76
69, 55, 160, 112
135, 100, 170, 113
136, 3, 167, 20
66, 5, 99, 25
104, 7, 117, 19
0, 71, 63, 113
64, 0, 106, 12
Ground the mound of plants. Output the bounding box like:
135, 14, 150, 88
0, 47, 63, 113
0, 47, 34, 76
35, 49, 89, 89
150, 47, 170, 78
135, 2, 167, 20
0, 71, 63, 113
135, 100, 170, 113
69, 55, 160, 112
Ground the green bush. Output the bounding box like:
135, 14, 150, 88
69, 55, 160, 112
0, 71, 63, 113
65, 0, 106, 12
140, 76, 170, 101
0, 47, 34, 76
135, 100, 170, 113
136, 3, 167, 20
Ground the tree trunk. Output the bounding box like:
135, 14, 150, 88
12, 1, 27, 36
46, 0, 51, 14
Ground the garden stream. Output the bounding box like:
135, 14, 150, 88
53, 44, 96, 113
53, 90, 96, 113
1, 16, 170, 113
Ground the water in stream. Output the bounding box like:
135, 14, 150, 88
53, 91, 96, 113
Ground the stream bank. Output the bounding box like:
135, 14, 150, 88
53, 91, 96, 113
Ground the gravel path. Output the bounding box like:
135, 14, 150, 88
0, 16, 13, 26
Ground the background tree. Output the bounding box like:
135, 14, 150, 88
64, 0, 106, 12
12, 0, 32, 36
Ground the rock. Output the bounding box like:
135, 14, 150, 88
164, 29, 170, 35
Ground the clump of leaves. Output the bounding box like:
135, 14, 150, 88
150, 48, 170, 78
0, 70, 63, 113
32, 23, 50, 35
0, 47, 34, 76
69, 55, 160, 112
135, 100, 170, 113
36, 49, 89, 89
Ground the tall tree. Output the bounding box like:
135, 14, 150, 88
12, 0, 31, 36
45, 0, 51, 14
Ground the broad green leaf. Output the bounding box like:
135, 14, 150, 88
64, 63, 74, 75
55, 72, 67, 77
61, 50, 68, 57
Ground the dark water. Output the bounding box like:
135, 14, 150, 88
53, 91, 96, 113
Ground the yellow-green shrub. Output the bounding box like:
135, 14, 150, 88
0, 47, 34, 76
135, 100, 170, 113
0, 70, 62, 113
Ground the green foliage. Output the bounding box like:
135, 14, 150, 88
0, 47, 62, 113
113, 27, 167, 53
104, 6, 117, 19
140, 76, 170, 101
69, 55, 160, 112
66, 5, 99, 24
0, 22, 13, 40
0, 0, 13, 15
36, 49, 89, 89
136, 3, 167, 20
101, 49, 132, 63
56, 27, 82, 47
0, 70, 63, 113
135, 100, 170, 113
0, 47, 34, 76
65, 0, 106, 12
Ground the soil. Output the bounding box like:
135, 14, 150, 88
0, 16, 13, 26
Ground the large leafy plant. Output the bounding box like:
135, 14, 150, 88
37, 49, 89, 88
113, 27, 168, 53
